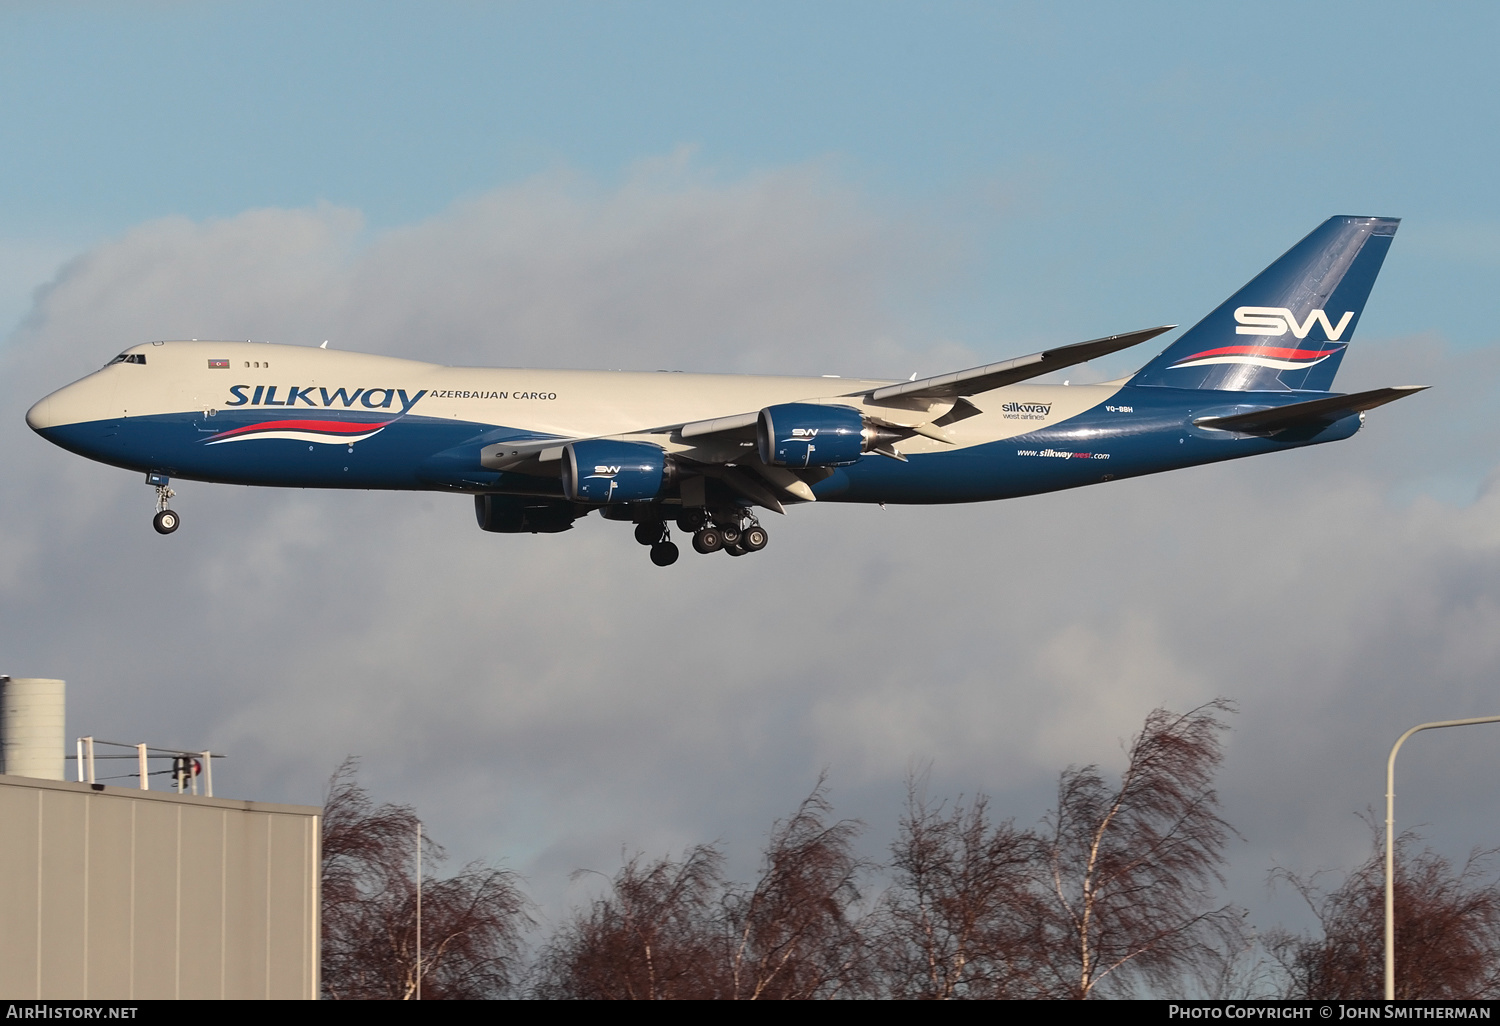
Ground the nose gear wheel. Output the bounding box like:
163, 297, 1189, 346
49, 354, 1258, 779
151, 480, 180, 535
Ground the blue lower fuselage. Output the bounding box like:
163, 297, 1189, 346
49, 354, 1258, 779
34, 383, 1360, 507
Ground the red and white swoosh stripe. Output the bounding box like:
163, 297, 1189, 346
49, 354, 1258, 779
1168, 344, 1341, 371
204, 418, 392, 445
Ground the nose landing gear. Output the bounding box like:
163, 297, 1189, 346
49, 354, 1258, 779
147, 472, 180, 535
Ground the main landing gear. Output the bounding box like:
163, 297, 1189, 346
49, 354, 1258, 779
632, 508, 769, 567
147, 472, 180, 535
679, 508, 768, 559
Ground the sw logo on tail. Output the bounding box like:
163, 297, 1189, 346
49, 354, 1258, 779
1234, 306, 1356, 340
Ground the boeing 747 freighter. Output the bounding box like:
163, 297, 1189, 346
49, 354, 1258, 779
27, 216, 1423, 565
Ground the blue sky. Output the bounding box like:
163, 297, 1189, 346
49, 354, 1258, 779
5, 3, 1500, 989
4, 2, 1499, 343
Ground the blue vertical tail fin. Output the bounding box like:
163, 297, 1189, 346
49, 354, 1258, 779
1129, 216, 1399, 392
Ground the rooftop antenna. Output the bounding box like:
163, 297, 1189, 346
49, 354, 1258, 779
71, 738, 223, 795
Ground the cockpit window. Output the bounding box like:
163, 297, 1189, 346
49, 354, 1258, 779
106, 353, 147, 366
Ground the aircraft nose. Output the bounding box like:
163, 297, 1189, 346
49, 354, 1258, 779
25, 394, 57, 432
27, 370, 117, 434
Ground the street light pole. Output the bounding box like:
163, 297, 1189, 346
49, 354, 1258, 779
1385, 715, 1500, 1000
416, 821, 422, 1001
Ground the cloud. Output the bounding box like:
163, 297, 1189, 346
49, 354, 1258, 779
0, 238, 82, 341
3, 160, 1498, 937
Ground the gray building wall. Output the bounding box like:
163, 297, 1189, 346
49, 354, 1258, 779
0, 775, 320, 1000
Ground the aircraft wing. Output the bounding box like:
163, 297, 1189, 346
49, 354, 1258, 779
485, 326, 1177, 507
670, 324, 1175, 441
855, 325, 1175, 403
1192, 385, 1428, 434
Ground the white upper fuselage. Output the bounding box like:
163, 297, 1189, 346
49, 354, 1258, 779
26, 339, 1123, 459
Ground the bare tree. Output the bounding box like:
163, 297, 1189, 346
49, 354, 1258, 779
1038, 700, 1243, 998
1268, 831, 1500, 999
321, 759, 531, 999
391, 704, 1253, 1000
723, 781, 871, 999
534, 781, 871, 999
879, 785, 1050, 998
532, 846, 727, 999
322, 758, 425, 999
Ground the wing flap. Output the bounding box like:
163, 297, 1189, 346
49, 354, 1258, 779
678, 411, 760, 440
1193, 385, 1428, 434
697, 464, 786, 513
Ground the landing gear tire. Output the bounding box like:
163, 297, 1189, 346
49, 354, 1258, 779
692, 528, 724, 554
725, 541, 746, 557
719, 524, 742, 546
742, 526, 768, 552
649, 541, 679, 566
635, 521, 663, 546
149, 477, 177, 535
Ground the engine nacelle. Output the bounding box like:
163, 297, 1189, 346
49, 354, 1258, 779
758, 403, 900, 468
562, 439, 675, 503
475, 495, 577, 533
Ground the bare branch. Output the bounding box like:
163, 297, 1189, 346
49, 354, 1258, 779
320, 758, 532, 999
1268, 829, 1500, 999
1040, 700, 1244, 998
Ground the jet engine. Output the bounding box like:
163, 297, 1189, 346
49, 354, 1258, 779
757, 403, 904, 468
475, 495, 578, 533
561, 439, 677, 503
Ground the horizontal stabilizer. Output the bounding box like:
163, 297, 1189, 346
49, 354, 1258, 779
862, 325, 1174, 403
1193, 385, 1428, 434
